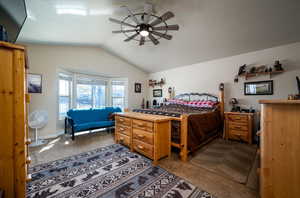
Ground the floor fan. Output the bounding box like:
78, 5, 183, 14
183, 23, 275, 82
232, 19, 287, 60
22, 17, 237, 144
28, 110, 48, 147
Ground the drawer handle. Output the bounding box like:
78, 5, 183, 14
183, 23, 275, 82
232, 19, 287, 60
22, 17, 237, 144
137, 134, 145, 139
119, 118, 124, 122
26, 156, 31, 164
26, 174, 32, 182
138, 124, 145, 127
137, 145, 144, 150
234, 126, 242, 129
25, 138, 32, 145
119, 127, 125, 131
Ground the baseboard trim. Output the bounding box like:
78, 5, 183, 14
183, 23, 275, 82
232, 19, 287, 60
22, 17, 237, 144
39, 131, 65, 140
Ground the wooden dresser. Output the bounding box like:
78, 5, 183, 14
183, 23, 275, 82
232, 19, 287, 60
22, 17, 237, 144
225, 112, 253, 144
0, 42, 30, 197
259, 100, 300, 198
115, 112, 172, 165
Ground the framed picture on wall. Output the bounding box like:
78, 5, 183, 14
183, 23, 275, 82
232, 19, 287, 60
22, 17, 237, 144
244, 80, 273, 95
134, 83, 141, 93
153, 89, 162, 97
28, 73, 42, 93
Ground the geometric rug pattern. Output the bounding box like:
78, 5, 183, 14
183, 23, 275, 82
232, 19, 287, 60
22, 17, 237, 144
27, 144, 216, 198
191, 139, 257, 184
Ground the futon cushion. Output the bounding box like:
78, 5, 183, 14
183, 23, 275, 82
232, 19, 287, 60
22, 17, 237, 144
74, 121, 115, 131
67, 107, 122, 124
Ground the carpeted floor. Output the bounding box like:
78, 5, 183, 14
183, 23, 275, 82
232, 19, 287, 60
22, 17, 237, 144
190, 139, 257, 185
27, 144, 216, 198
29, 132, 258, 198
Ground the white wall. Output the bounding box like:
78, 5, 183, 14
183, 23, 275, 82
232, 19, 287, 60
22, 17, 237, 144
26, 44, 148, 139
148, 42, 300, 111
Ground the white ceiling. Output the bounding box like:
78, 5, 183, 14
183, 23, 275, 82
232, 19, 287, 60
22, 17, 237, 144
19, 0, 300, 73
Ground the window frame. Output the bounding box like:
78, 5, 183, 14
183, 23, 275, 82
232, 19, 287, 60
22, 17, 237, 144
110, 78, 128, 109
57, 70, 73, 121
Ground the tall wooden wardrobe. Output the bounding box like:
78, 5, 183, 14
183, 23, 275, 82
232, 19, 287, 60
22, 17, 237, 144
0, 42, 30, 197
260, 100, 300, 198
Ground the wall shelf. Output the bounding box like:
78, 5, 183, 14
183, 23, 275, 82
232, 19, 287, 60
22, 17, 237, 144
239, 70, 285, 80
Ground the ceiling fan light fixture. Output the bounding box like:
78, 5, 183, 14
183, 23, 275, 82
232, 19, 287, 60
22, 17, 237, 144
109, 4, 179, 46
139, 30, 149, 37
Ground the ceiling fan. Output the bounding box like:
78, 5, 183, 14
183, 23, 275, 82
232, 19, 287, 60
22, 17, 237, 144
109, 3, 179, 46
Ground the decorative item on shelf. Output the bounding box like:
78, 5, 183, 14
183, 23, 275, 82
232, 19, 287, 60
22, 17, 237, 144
148, 78, 165, 87
256, 65, 267, 73
244, 80, 273, 95
296, 76, 300, 94
141, 98, 145, 109
153, 89, 163, 97
238, 64, 247, 76
28, 73, 42, 93
134, 83, 141, 93
234, 75, 239, 83
229, 98, 239, 112
0, 25, 8, 42
274, 60, 283, 71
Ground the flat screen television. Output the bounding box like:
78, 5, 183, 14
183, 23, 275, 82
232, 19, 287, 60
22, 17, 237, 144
0, 0, 27, 43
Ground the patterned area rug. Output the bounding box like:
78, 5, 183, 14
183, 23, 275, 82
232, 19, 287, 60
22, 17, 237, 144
190, 139, 257, 184
27, 144, 216, 198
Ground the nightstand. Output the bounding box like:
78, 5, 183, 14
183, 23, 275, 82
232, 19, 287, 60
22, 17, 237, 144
224, 112, 253, 144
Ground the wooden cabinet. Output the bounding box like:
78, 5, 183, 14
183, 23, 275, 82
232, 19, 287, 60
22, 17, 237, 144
259, 100, 300, 198
0, 42, 29, 197
225, 112, 253, 144
115, 112, 171, 165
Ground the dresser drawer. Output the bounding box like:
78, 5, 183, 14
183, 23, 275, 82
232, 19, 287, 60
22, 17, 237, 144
116, 116, 131, 127
229, 122, 248, 131
132, 128, 154, 145
227, 114, 248, 123
116, 125, 131, 137
228, 129, 248, 141
118, 133, 131, 147
133, 139, 153, 158
132, 119, 153, 132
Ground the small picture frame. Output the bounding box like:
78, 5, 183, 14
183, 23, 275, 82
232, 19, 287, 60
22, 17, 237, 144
153, 89, 162, 97
134, 83, 141, 93
28, 73, 42, 93
244, 80, 273, 95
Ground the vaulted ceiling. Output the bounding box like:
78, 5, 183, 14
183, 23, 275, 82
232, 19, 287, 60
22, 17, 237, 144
19, 0, 300, 73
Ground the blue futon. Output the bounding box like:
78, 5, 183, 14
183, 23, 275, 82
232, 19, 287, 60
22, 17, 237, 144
65, 107, 122, 140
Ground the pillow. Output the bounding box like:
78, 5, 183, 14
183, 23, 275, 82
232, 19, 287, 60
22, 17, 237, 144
188, 100, 218, 108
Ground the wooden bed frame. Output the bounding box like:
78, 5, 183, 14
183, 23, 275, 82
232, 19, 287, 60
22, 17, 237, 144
125, 83, 225, 162
167, 83, 225, 161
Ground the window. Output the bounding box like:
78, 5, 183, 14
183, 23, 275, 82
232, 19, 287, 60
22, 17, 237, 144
57, 71, 127, 121
58, 73, 72, 120
111, 80, 126, 108
76, 76, 107, 109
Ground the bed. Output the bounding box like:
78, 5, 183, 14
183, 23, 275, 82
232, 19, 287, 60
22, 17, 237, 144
132, 83, 225, 161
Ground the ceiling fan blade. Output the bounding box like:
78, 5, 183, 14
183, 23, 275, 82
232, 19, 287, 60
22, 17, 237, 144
122, 6, 140, 25
148, 33, 159, 45
143, 3, 152, 24
150, 11, 174, 26
139, 36, 145, 46
152, 24, 179, 31
124, 33, 139, 42
109, 18, 136, 28
112, 29, 137, 33
151, 31, 172, 40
